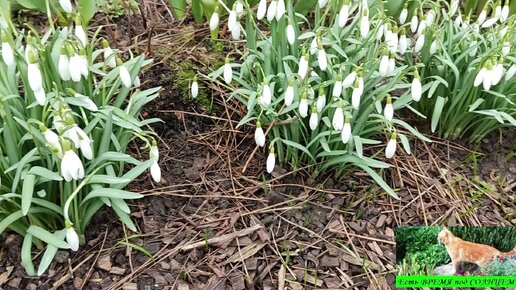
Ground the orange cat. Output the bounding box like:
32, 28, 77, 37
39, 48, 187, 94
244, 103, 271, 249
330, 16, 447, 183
437, 227, 516, 273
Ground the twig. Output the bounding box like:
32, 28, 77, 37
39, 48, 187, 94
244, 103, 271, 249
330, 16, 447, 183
180, 224, 262, 251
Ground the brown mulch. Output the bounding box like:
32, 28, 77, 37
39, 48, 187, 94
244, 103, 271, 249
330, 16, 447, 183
1, 1, 515, 290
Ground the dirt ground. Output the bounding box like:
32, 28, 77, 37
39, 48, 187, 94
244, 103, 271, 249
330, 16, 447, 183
0, 1, 515, 290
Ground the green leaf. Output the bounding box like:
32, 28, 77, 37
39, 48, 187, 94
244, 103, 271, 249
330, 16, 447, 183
168, 0, 187, 20
22, 174, 36, 215
21, 234, 36, 276
37, 230, 65, 276
87, 175, 131, 185
0, 210, 24, 234
398, 134, 411, 155
355, 165, 399, 200
112, 202, 137, 232
28, 166, 63, 181
191, 0, 204, 23
353, 136, 363, 159
82, 188, 143, 204
281, 139, 316, 162
27, 225, 70, 249
431, 96, 447, 133
78, 0, 96, 26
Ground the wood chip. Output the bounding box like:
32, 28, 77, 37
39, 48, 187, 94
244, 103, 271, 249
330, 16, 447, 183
122, 282, 138, 290
277, 264, 286, 290
0, 266, 13, 286
376, 214, 387, 228
224, 242, 266, 265
109, 267, 126, 275
96, 255, 112, 271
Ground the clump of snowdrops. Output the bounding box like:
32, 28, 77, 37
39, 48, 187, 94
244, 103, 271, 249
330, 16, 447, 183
193, 0, 447, 198
0, 0, 161, 275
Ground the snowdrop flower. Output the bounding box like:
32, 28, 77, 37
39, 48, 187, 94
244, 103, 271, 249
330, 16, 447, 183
474, 65, 487, 87
501, 2, 510, 21
228, 9, 237, 32
316, 92, 326, 112
59, 0, 73, 13
298, 53, 309, 79
502, 40, 510, 56
307, 86, 315, 99
426, 10, 435, 26
499, 26, 509, 38
191, 76, 199, 98
341, 116, 352, 143
309, 107, 319, 131
398, 29, 408, 54
255, 122, 266, 147
78, 48, 89, 78
284, 79, 295, 106
260, 80, 272, 107
117, 59, 132, 88
410, 13, 419, 33
478, 8, 487, 24
266, 148, 276, 173
385, 133, 397, 159
338, 0, 350, 28
379, 53, 389, 77
69, 90, 98, 111
286, 19, 295, 45
74, 23, 87, 47
416, 16, 427, 37
454, 13, 463, 26
482, 62, 494, 91
63, 125, 93, 159
399, 4, 408, 24
342, 70, 357, 89
387, 54, 396, 76
27, 54, 46, 105
276, 0, 285, 21
299, 93, 309, 118
133, 75, 141, 88
505, 65, 516, 81
384, 95, 394, 121
1, 35, 14, 67
319, 0, 328, 8
267, 0, 277, 22
65, 224, 79, 251
231, 22, 241, 40
333, 74, 343, 98
61, 147, 85, 182
223, 58, 232, 84
482, 17, 498, 28
360, 7, 370, 38
58, 48, 71, 81
68, 51, 82, 82
415, 30, 425, 53
33, 88, 46, 106
149, 142, 161, 182
430, 39, 438, 55
450, 0, 459, 16
387, 30, 398, 54
236, 1, 244, 14
317, 45, 327, 71
210, 7, 219, 31
310, 37, 318, 55
257, 0, 267, 20
491, 60, 504, 86
495, 3, 502, 19
412, 72, 422, 102
375, 23, 385, 41
41, 125, 63, 157
332, 104, 344, 131
351, 76, 364, 109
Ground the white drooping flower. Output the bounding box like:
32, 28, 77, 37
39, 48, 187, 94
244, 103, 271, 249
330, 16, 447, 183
1, 37, 14, 67
332, 105, 344, 131
416, 17, 427, 37
375, 23, 385, 41
73, 92, 98, 112
360, 7, 370, 38
491, 61, 504, 86
398, 30, 408, 54
255, 122, 266, 147
333, 74, 343, 98
260, 81, 272, 107
338, 1, 350, 28
499, 26, 509, 38
495, 4, 502, 19
231, 22, 241, 40
502, 41, 510, 56
387, 30, 398, 54
223, 58, 232, 84
298, 53, 309, 79
410, 14, 419, 33
455, 13, 463, 26
412, 74, 422, 102
310, 37, 318, 55
385, 133, 397, 159
505, 65, 516, 81
149, 143, 161, 182
384, 96, 394, 121
478, 8, 487, 24
33, 88, 46, 106
316, 92, 326, 113
426, 10, 435, 26
387, 55, 396, 76
286, 20, 296, 45
58, 49, 71, 81
284, 79, 295, 106
191, 76, 199, 98
474, 66, 487, 87
267, 0, 277, 22
482, 17, 498, 28
63, 125, 93, 160
66, 226, 79, 251
276, 0, 285, 21
415, 30, 425, 53
257, 0, 267, 20
228, 10, 237, 32
69, 52, 82, 82
74, 24, 87, 47
399, 4, 408, 24
351, 77, 364, 109
501, 3, 510, 22
450, 0, 459, 16
317, 46, 327, 71
379, 53, 389, 77
266, 149, 276, 173
59, 0, 73, 13
210, 7, 220, 31
119, 62, 132, 88
429, 39, 438, 55
27, 60, 43, 93
61, 148, 85, 182
319, 0, 329, 8
41, 125, 63, 157
341, 116, 352, 144
482, 64, 493, 91
342, 71, 357, 89
299, 93, 309, 118
309, 107, 319, 131
78, 49, 89, 78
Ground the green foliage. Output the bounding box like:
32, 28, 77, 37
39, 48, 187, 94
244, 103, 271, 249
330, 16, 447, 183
449, 226, 516, 252
97, 0, 138, 18
481, 255, 516, 276
0, 3, 160, 276
397, 253, 431, 276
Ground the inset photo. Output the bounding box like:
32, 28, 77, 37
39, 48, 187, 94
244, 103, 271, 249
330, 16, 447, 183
396, 226, 516, 276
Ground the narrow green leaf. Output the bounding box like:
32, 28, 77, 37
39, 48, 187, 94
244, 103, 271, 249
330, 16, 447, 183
21, 234, 36, 276
22, 174, 36, 215
431, 96, 447, 133
27, 225, 70, 249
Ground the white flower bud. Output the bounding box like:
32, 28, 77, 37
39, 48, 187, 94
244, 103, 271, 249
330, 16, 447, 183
385, 134, 397, 159
317, 47, 327, 71
319, 0, 328, 8
58, 53, 71, 81
505, 65, 516, 81
210, 9, 219, 31
285, 80, 295, 106
298, 54, 309, 79
474, 67, 486, 87
309, 109, 319, 131
66, 226, 79, 251
191, 78, 199, 98
119, 64, 132, 88
412, 76, 422, 101
399, 7, 408, 24
261, 82, 272, 107
341, 118, 351, 143
384, 97, 394, 121
410, 15, 419, 33
332, 106, 344, 130
59, 0, 73, 13
299, 96, 308, 118
338, 4, 349, 28
286, 23, 296, 45
61, 149, 85, 181
266, 150, 276, 173
1, 41, 14, 67
351, 77, 364, 109
224, 60, 232, 84
267, 0, 277, 22
228, 10, 237, 32
74, 25, 87, 47
276, 0, 285, 21
257, 0, 267, 20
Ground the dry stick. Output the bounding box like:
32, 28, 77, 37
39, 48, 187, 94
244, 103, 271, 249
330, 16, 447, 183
78, 229, 109, 290
51, 253, 95, 290
180, 224, 262, 251
242, 105, 286, 173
